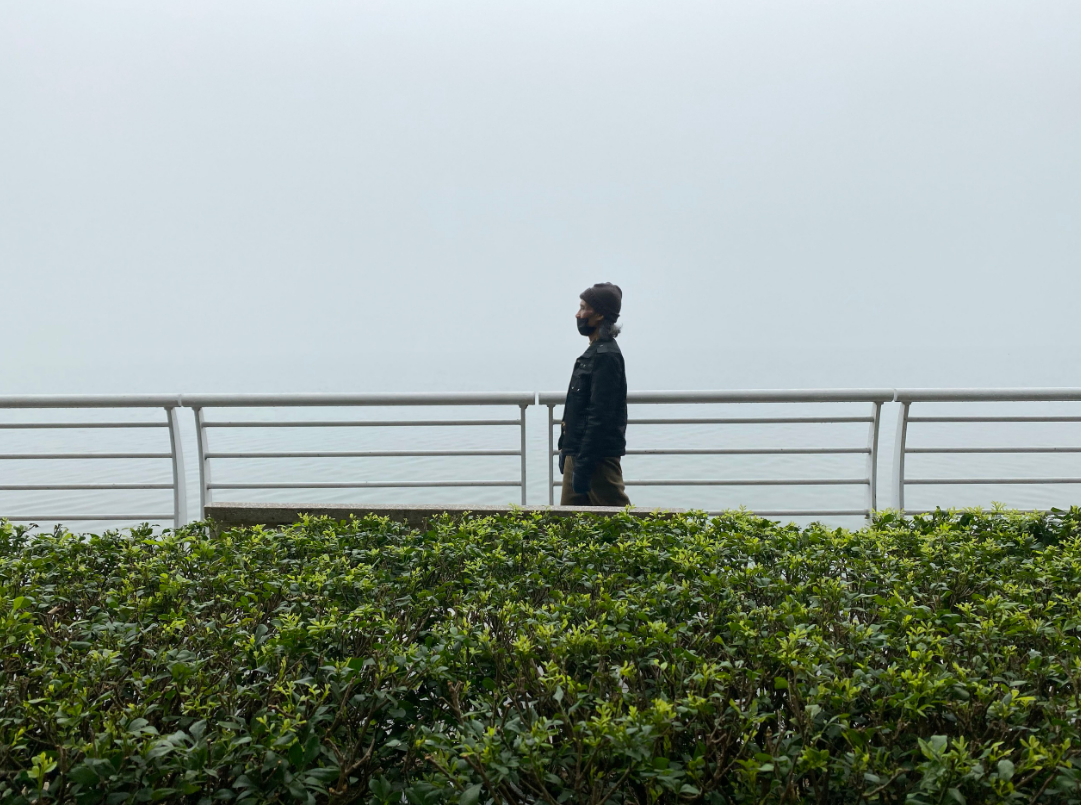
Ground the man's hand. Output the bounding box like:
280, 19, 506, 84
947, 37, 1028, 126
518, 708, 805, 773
572, 461, 592, 495
558, 450, 566, 474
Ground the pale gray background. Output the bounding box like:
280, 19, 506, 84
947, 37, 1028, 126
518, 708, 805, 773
3, 0, 1079, 394
2, 1, 1080, 524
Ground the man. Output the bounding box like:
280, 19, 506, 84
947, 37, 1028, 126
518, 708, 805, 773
558, 282, 631, 507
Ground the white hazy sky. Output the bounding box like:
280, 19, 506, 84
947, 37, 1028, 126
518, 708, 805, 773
2, 1, 1079, 393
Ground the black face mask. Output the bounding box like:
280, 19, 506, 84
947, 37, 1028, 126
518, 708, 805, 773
576, 318, 596, 336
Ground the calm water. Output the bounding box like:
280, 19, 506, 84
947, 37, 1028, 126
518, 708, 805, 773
4, 393, 1081, 533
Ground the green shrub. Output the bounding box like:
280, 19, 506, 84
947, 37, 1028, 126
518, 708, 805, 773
3, 508, 1081, 804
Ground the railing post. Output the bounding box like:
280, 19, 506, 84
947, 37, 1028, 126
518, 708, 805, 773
547, 404, 555, 505
166, 405, 188, 526
193, 407, 212, 519
519, 404, 528, 505
893, 401, 910, 512
867, 401, 882, 516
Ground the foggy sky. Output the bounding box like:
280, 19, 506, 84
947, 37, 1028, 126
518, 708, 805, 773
2, 1, 1079, 393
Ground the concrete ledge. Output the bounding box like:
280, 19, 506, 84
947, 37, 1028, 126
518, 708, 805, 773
205, 502, 687, 530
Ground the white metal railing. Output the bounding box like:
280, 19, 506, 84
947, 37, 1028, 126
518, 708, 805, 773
7, 388, 1081, 526
893, 388, 1081, 513
182, 393, 534, 519
0, 395, 187, 524
539, 389, 893, 518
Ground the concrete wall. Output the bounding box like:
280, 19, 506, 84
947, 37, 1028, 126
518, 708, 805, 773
205, 502, 686, 530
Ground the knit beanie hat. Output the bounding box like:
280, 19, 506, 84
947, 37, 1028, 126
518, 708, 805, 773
580, 282, 622, 322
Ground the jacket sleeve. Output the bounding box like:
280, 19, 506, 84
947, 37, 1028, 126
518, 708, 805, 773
575, 352, 620, 466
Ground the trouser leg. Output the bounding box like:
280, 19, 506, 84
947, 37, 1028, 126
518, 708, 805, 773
588, 457, 631, 507
559, 456, 591, 506
559, 455, 632, 507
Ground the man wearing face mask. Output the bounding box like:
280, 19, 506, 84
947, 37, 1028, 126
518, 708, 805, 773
558, 282, 631, 507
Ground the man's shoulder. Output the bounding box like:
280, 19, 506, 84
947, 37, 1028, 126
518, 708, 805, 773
595, 339, 622, 356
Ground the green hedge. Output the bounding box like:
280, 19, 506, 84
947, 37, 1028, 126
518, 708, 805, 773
3, 509, 1081, 804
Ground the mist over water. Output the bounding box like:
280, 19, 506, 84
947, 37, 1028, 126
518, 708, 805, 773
2, 1, 1079, 528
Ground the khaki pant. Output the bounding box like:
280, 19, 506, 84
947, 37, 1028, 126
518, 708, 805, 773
560, 455, 632, 507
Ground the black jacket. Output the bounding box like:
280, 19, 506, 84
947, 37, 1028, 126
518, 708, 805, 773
558, 336, 627, 465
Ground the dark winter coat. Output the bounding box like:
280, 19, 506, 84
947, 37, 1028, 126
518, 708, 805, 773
557, 337, 627, 467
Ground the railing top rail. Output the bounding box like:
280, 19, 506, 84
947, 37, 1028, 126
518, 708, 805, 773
182, 392, 536, 408
12, 388, 1081, 408
0, 394, 182, 409
539, 389, 894, 405
895, 388, 1081, 403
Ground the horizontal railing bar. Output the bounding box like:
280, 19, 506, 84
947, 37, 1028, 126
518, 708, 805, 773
549, 447, 869, 456
910, 416, 1081, 423
208, 481, 519, 489
707, 509, 870, 517
540, 389, 894, 405
0, 395, 181, 408
0, 422, 167, 429
624, 447, 869, 455
0, 484, 173, 490
906, 447, 1081, 454
907, 478, 1081, 485
10, 390, 1081, 408
896, 388, 1081, 402
206, 449, 519, 459
2, 514, 173, 520
183, 392, 534, 407
621, 416, 874, 425
202, 419, 521, 428
553, 478, 868, 487
628, 478, 868, 486
0, 453, 172, 460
